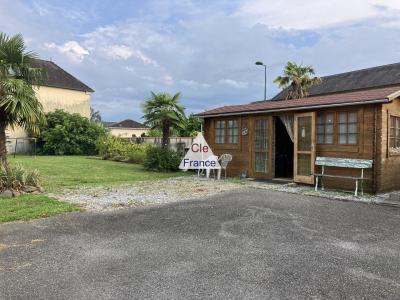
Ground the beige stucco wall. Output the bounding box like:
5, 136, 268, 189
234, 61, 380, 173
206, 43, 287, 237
109, 127, 149, 138
35, 86, 91, 117
7, 85, 91, 140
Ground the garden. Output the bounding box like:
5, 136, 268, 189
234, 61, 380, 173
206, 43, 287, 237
0, 33, 207, 223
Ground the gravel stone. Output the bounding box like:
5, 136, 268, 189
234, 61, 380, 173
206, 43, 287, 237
51, 176, 389, 211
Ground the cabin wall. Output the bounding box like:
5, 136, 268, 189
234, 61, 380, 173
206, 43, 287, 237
204, 104, 379, 193
204, 116, 251, 177
314, 105, 376, 193
376, 98, 400, 192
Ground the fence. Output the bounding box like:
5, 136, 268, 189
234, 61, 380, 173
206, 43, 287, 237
6, 137, 37, 155
137, 137, 194, 151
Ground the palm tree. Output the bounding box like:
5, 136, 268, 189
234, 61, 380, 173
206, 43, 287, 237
142, 92, 185, 148
0, 33, 45, 165
274, 62, 321, 99
90, 107, 102, 123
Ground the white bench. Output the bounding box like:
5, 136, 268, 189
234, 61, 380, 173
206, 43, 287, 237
314, 157, 373, 196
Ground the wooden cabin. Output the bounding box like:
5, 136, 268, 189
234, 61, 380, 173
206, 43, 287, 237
196, 63, 400, 194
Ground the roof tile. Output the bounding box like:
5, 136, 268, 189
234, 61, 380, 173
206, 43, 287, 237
196, 86, 400, 117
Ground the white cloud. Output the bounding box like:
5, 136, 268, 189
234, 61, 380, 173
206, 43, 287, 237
180, 79, 210, 88
163, 74, 173, 86
45, 41, 89, 63
219, 79, 249, 89
106, 45, 134, 60
235, 0, 400, 29
106, 44, 158, 65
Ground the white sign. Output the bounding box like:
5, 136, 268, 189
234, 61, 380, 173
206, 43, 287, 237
179, 132, 221, 170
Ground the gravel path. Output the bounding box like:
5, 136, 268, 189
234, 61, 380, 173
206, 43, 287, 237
52, 176, 245, 210
51, 175, 390, 211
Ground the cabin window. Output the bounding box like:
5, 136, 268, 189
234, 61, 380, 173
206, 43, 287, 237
390, 116, 400, 148
228, 120, 239, 144
338, 112, 358, 145
215, 121, 225, 144
317, 113, 334, 144
254, 119, 269, 173
214, 119, 239, 144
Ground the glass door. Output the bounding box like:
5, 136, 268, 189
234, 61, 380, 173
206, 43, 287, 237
294, 112, 316, 184
254, 119, 270, 176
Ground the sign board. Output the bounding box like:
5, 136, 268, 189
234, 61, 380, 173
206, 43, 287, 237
179, 132, 221, 170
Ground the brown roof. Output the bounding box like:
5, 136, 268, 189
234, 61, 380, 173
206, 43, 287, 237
108, 119, 148, 128
196, 86, 400, 117
272, 62, 400, 100
31, 59, 94, 92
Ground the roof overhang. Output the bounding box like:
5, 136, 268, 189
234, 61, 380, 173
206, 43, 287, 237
196, 98, 389, 118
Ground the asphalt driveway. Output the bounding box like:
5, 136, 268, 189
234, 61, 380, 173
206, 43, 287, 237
1, 189, 400, 299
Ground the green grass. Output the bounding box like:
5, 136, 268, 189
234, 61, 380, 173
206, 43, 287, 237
0, 194, 79, 223
1, 155, 185, 223
9, 155, 185, 192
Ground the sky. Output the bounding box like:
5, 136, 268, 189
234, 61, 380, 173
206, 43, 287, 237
1, 0, 400, 122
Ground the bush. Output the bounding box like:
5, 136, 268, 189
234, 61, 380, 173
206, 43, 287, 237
0, 164, 41, 192
37, 110, 107, 155
97, 135, 150, 164
143, 146, 182, 172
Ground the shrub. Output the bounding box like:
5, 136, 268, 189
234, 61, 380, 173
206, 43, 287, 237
143, 146, 182, 172
37, 110, 107, 155
97, 135, 150, 164
0, 164, 41, 192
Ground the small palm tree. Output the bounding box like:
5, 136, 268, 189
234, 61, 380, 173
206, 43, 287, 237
0, 33, 46, 165
274, 62, 321, 99
142, 92, 185, 148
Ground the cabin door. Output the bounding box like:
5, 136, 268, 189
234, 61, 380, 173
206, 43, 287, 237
293, 112, 316, 184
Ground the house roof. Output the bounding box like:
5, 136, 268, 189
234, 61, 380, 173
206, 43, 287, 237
196, 86, 400, 117
31, 59, 94, 93
272, 62, 400, 100
107, 119, 148, 129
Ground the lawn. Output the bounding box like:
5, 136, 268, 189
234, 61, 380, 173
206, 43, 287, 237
1, 155, 185, 223
9, 155, 185, 192
0, 194, 79, 223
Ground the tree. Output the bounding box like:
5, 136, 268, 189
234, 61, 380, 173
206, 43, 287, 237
0, 33, 45, 165
274, 62, 321, 99
38, 110, 106, 155
90, 107, 102, 123
142, 92, 185, 148
179, 114, 202, 137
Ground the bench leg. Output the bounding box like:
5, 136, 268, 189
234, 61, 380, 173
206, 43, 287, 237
355, 180, 358, 197
361, 180, 364, 196
315, 176, 319, 191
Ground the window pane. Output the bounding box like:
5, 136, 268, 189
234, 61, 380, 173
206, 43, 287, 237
348, 112, 357, 123
215, 121, 225, 144
348, 124, 357, 134
317, 134, 324, 144
339, 124, 347, 134
348, 134, 357, 144
390, 137, 395, 148
297, 154, 311, 176
326, 113, 334, 124
326, 124, 334, 134
254, 119, 268, 173
317, 125, 324, 134
325, 134, 333, 144
227, 120, 239, 144
339, 112, 347, 123
389, 117, 400, 149
317, 115, 324, 124
339, 134, 347, 144
298, 116, 311, 151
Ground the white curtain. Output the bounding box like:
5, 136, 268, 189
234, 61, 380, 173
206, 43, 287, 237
279, 115, 294, 143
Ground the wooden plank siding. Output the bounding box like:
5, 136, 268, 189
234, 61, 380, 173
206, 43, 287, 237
203, 104, 385, 193
376, 97, 400, 192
